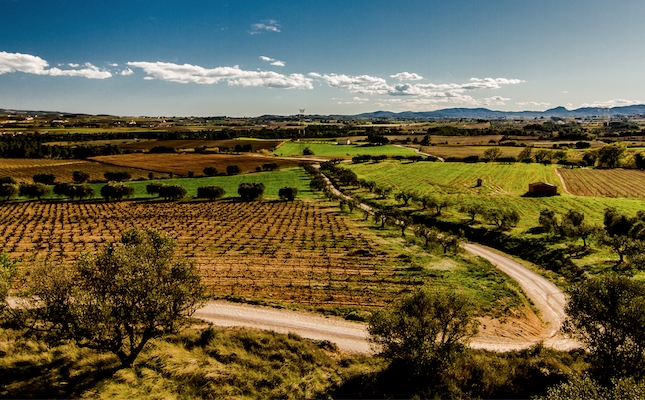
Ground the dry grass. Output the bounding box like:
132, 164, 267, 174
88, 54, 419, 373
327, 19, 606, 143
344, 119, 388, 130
118, 139, 280, 152
558, 168, 645, 199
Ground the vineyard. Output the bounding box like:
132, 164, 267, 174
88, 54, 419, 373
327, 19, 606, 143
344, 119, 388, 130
91, 153, 302, 176
117, 139, 280, 152
0, 158, 165, 182
0, 199, 522, 314
558, 167, 645, 199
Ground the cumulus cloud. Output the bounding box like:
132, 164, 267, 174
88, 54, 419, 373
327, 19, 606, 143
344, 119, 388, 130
337, 96, 370, 105
68, 63, 79, 68
518, 101, 551, 107
390, 72, 423, 81
0, 51, 112, 79
120, 68, 134, 76
127, 61, 313, 89
260, 55, 285, 67
250, 19, 281, 34
580, 99, 643, 108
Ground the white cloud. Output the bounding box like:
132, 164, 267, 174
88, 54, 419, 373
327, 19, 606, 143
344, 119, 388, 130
0, 51, 112, 79
110, 63, 119, 67
337, 96, 370, 105
580, 99, 643, 108
518, 101, 551, 107
313, 73, 391, 95
68, 63, 79, 68
120, 68, 134, 76
390, 72, 423, 81
127, 61, 313, 89
250, 19, 281, 34
259, 55, 285, 67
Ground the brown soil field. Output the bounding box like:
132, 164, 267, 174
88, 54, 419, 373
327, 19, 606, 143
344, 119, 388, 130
558, 167, 645, 198
118, 139, 281, 152
90, 153, 303, 176
2, 200, 418, 309
0, 159, 168, 182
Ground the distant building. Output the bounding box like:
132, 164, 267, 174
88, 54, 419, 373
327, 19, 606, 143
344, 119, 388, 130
337, 138, 351, 145
528, 182, 558, 196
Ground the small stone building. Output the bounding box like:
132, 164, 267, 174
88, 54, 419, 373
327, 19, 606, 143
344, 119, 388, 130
528, 182, 558, 196
336, 138, 351, 145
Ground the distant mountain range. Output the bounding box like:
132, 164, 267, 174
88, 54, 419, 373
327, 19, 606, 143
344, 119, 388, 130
353, 105, 645, 119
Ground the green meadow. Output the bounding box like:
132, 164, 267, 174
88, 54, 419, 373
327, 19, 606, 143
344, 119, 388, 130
273, 142, 418, 158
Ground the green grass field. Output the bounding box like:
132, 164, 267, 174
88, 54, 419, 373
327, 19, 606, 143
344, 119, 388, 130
273, 142, 418, 158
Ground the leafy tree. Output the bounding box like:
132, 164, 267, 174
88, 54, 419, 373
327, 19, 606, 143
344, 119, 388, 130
460, 203, 486, 223
582, 149, 599, 167
158, 184, 187, 200
553, 149, 569, 163
517, 146, 533, 163
374, 185, 392, 199
104, 171, 132, 182
262, 162, 280, 171
72, 170, 90, 183
146, 182, 166, 196
0, 176, 16, 185
597, 142, 627, 169
53, 182, 73, 197
539, 375, 645, 400
278, 186, 298, 201
227, 165, 242, 175
100, 182, 134, 201
238, 182, 265, 200
368, 289, 478, 379
68, 184, 95, 200
19, 183, 50, 199
561, 210, 596, 247
203, 166, 218, 176
534, 149, 554, 165
25, 228, 205, 367
302, 147, 314, 156
33, 173, 55, 185
196, 186, 225, 200
634, 152, 645, 170
483, 147, 502, 162
565, 275, 645, 383
395, 190, 415, 206
485, 208, 520, 230
0, 183, 19, 201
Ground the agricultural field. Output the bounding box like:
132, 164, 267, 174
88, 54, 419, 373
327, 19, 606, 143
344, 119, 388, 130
0, 199, 524, 316
558, 168, 645, 199
117, 138, 281, 152
0, 158, 167, 182
272, 142, 419, 158
345, 160, 645, 230
90, 153, 301, 176
419, 145, 586, 161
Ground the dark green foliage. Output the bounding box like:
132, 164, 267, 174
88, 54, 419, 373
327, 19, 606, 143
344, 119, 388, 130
262, 162, 280, 171
597, 142, 627, 169
104, 171, 132, 182
149, 145, 177, 153
158, 184, 187, 200
146, 182, 166, 196
226, 165, 242, 175
202, 166, 218, 176
0, 183, 19, 201
565, 275, 645, 383
0, 252, 18, 317
24, 228, 205, 367
302, 147, 314, 155
53, 182, 94, 200
278, 186, 298, 201
196, 186, 225, 200
0, 176, 17, 185
32, 173, 55, 185
72, 170, 90, 183
238, 182, 265, 200
19, 183, 50, 199
100, 182, 134, 201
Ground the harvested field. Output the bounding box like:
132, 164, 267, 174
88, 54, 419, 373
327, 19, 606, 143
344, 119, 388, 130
419, 145, 585, 161
90, 153, 303, 176
118, 139, 280, 152
557, 168, 645, 199
0, 158, 167, 182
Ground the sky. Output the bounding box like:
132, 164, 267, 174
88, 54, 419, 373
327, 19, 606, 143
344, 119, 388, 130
0, 0, 644, 117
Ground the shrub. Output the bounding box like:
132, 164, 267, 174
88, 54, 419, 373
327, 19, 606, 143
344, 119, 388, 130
72, 170, 90, 183
197, 186, 225, 200
19, 183, 50, 199
278, 187, 298, 201
146, 182, 166, 196
158, 184, 187, 200
227, 165, 242, 175
203, 166, 218, 176
302, 147, 314, 156
238, 182, 265, 200
53, 182, 73, 197
32, 173, 55, 185
262, 162, 280, 171
100, 182, 134, 201
104, 171, 132, 182
0, 183, 19, 201
0, 176, 17, 185
149, 145, 177, 153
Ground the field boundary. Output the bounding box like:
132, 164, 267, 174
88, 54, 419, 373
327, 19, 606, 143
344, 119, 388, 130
554, 167, 570, 195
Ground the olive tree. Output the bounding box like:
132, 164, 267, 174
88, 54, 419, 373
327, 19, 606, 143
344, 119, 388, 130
196, 186, 225, 200
72, 170, 90, 183
26, 228, 206, 367
278, 186, 298, 201
238, 182, 265, 200
368, 289, 479, 378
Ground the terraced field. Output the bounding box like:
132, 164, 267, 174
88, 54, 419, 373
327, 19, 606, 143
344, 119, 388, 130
558, 168, 645, 199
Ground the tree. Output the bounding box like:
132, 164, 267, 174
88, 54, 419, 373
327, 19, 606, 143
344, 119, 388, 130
538, 209, 559, 236
262, 162, 280, 171
534, 149, 554, 165
278, 186, 298, 201
485, 208, 520, 230
561, 210, 596, 247
597, 142, 627, 169
302, 147, 314, 156
104, 171, 132, 182
196, 186, 225, 200
483, 147, 502, 162
100, 182, 134, 201
368, 289, 479, 378
72, 170, 90, 183
25, 228, 205, 367
0, 252, 18, 318
565, 275, 645, 383
0, 183, 19, 201
203, 166, 218, 176
158, 184, 187, 200
460, 203, 485, 223
146, 182, 166, 196
395, 190, 415, 206
517, 146, 533, 163
634, 152, 645, 170
33, 173, 55, 185
19, 183, 50, 199
0, 176, 16, 185
238, 182, 265, 200
227, 165, 242, 175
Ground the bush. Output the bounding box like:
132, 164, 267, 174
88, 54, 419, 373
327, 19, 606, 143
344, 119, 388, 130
158, 184, 187, 200
203, 166, 218, 176
196, 186, 226, 200
227, 165, 242, 175
238, 182, 265, 200
104, 171, 132, 182
278, 187, 298, 201
0, 183, 19, 201
19, 183, 50, 199
0, 176, 17, 185
100, 182, 134, 201
149, 145, 177, 153
72, 170, 90, 183
262, 162, 280, 171
146, 182, 166, 196
33, 173, 55, 185
302, 147, 314, 156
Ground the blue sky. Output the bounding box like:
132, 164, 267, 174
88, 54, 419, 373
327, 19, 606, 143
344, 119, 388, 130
0, 0, 643, 116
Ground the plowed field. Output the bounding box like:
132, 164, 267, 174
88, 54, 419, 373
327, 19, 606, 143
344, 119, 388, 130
557, 168, 645, 199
